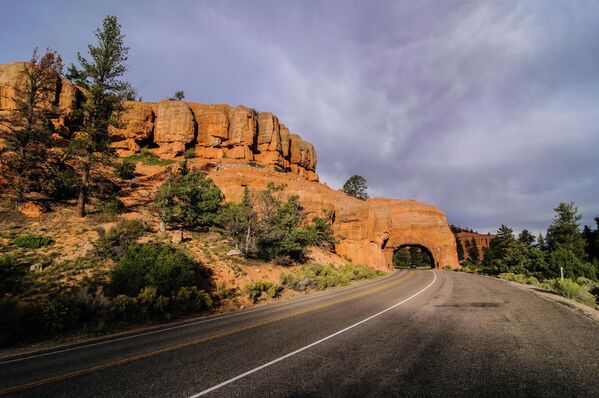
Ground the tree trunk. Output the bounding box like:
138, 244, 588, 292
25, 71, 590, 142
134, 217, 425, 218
77, 164, 90, 218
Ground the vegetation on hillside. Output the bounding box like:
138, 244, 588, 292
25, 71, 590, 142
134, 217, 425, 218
0, 48, 63, 204
460, 202, 599, 308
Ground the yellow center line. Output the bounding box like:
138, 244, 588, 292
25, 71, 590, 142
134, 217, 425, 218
0, 271, 415, 395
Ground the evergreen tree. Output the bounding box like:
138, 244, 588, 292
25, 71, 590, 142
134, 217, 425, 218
66, 15, 134, 217
342, 175, 369, 200
518, 229, 536, 248
155, 170, 223, 231
456, 237, 464, 262
583, 217, 599, 262
546, 202, 585, 259
467, 238, 480, 264
0, 48, 63, 204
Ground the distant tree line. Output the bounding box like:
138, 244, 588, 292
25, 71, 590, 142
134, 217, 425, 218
462, 202, 599, 282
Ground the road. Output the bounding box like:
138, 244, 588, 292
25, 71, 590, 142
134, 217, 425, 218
1, 270, 598, 397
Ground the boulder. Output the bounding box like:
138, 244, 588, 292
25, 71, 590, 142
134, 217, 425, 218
17, 202, 46, 217
225, 106, 257, 148
189, 103, 229, 147
289, 134, 317, 171
154, 100, 195, 156
109, 101, 154, 142
279, 124, 291, 158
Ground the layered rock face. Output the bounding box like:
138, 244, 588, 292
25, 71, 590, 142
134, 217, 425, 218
0, 61, 318, 181
206, 165, 459, 270
112, 99, 318, 180
1, 61, 459, 269
0, 62, 82, 135
457, 231, 495, 261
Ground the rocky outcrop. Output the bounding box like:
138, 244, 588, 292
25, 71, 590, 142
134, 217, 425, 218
456, 230, 495, 261
153, 100, 196, 157
206, 164, 459, 270
108, 101, 154, 154
0, 62, 82, 135
0, 61, 319, 180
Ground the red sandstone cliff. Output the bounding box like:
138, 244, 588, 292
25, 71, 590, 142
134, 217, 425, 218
0, 61, 459, 270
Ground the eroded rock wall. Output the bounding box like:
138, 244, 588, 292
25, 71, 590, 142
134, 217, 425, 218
0, 61, 318, 181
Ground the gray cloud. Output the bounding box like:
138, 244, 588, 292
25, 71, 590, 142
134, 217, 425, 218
2, 0, 598, 233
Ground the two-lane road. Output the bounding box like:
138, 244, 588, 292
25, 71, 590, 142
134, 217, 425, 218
1, 270, 598, 397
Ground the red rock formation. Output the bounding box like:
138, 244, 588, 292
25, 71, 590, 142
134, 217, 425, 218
0, 61, 460, 270
0, 61, 319, 180
456, 230, 495, 260
207, 164, 459, 270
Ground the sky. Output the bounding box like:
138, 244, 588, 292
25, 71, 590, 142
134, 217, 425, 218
2, 0, 598, 234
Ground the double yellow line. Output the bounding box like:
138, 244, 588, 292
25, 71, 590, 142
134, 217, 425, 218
0, 271, 414, 395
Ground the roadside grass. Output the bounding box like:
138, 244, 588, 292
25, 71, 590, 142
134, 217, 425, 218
497, 272, 598, 309
280, 263, 384, 292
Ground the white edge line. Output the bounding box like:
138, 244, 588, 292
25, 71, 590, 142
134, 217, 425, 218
189, 270, 437, 397
0, 271, 398, 365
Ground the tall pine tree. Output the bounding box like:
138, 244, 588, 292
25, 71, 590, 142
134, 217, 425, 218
66, 15, 134, 217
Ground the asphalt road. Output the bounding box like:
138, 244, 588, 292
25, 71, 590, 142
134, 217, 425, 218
1, 270, 598, 397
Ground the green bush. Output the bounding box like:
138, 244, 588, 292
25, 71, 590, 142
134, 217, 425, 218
14, 234, 54, 249
244, 280, 279, 302
280, 263, 383, 292
111, 285, 212, 322
0, 292, 105, 347
109, 243, 201, 297
155, 171, 223, 231
125, 149, 175, 166
95, 219, 149, 260
113, 159, 136, 180
545, 279, 597, 307
0, 255, 27, 295
172, 286, 212, 314
43, 163, 79, 200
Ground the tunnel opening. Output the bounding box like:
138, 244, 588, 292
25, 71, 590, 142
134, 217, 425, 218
392, 244, 435, 269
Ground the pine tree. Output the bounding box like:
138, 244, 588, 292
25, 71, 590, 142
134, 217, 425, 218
456, 237, 464, 262
66, 15, 134, 217
0, 48, 63, 204
518, 229, 536, 248
467, 238, 480, 264
546, 202, 585, 259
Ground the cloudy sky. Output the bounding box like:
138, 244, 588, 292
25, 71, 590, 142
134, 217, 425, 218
2, 1, 598, 233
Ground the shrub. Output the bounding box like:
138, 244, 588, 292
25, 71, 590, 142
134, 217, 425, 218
14, 234, 54, 249
95, 219, 149, 260
43, 163, 79, 200
545, 279, 597, 307
0, 255, 27, 295
280, 263, 383, 292
155, 171, 223, 231
109, 243, 201, 297
113, 159, 136, 180
244, 280, 279, 302
172, 286, 212, 313
125, 149, 175, 166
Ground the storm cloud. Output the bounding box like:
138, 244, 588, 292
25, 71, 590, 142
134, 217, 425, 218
2, 0, 598, 233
